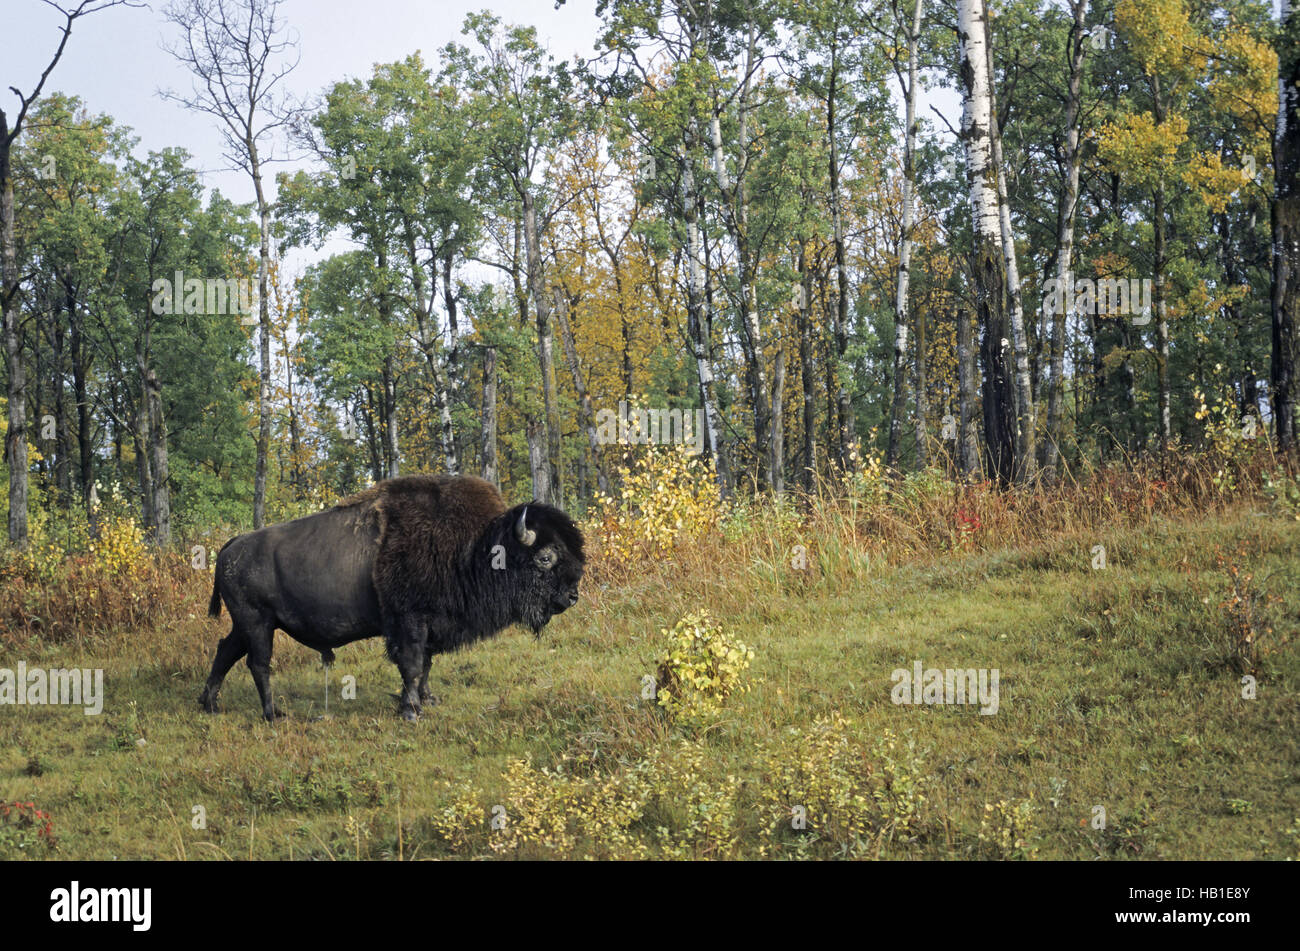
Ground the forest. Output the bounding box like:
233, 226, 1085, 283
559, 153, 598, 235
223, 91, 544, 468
1, 0, 1295, 546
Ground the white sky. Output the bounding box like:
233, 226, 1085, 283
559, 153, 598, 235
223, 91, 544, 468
8, 0, 604, 272
8, 0, 964, 280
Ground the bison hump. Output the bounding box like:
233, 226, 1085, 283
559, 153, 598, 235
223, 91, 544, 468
369, 475, 506, 598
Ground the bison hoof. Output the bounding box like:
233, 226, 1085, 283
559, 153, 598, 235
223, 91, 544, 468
263, 706, 287, 722
401, 708, 420, 722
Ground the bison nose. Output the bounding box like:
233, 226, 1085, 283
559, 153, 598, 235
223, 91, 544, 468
568, 589, 579, 606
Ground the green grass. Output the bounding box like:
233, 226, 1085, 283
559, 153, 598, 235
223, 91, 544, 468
2, 506, 1297, 859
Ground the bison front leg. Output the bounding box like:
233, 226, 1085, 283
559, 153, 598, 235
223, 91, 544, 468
388, 615, 427, 721
245, 624, 283, 721
418, 649, 437, 708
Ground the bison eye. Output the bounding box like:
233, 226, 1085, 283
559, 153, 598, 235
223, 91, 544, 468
536, 548, 558, 569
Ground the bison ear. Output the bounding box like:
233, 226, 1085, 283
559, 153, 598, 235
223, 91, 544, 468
515, 505, 538, 547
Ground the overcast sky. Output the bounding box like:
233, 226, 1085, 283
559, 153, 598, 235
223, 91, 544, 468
8, 0, 965, 279
9, 0, 603, 270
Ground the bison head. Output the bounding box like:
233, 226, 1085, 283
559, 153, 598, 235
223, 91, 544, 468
499, 501, 586, 634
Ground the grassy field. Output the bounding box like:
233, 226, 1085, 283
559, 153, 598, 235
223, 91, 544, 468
1, 501, 1297, 860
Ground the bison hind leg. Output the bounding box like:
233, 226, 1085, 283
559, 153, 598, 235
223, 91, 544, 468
320, 648, 335, 666
200, 629, 249, 713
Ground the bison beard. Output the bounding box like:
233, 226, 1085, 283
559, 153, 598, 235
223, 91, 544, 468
200, 475, 585, 721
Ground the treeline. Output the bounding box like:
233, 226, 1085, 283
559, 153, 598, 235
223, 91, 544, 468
1, 0, 1297, 548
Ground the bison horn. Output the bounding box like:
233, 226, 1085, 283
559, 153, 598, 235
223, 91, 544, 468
516, 506, 537, 546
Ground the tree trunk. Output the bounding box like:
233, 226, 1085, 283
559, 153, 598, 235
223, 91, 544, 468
709, 32, 771, 488
383, 354, 398, 479
282, 323, 303, 499
798, 243, 817, 491
527, 416, 550, 504
1272, 0, 1299, 450
405, 224, 458, 473
135, 395, 154, 532
913, 305, 928, 469
1154, 181, 1171, 449
481, 345, 499, 486
555, 290, 610, 496
771, 348, 786, 494
983, 12, 1035, 480
52, 293, 70, 499
1044, 0, 1088, 479
251, 144, 271, 528
681, 140, 729, 492
827, 45, 857, 471
522, 188, 562, 505
441, 251, 463, 472
887, 0, 923, 473
2, 142, 28, 546
1221, 214, 1258, 423
956, 306, 981, 476
145, 366, 169, 547
959, 0, 1015, 483
1149, 76, 1172, 451
70, 303, 94, 527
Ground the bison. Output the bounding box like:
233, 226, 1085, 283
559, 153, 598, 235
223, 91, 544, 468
200, 474, 585, 721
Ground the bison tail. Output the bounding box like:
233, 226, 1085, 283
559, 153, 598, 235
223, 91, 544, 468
208, 574, 222, 618
207, 537, 236, 618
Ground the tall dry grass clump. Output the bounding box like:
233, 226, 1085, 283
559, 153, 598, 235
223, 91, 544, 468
0, 504, 209, 648
582, 439, 1295, 606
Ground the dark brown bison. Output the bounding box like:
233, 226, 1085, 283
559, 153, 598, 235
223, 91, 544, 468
201, 474, 585, 721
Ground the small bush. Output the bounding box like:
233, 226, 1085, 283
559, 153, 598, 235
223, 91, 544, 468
758, 714, 930, 858
587, 443, 727, 577
976, 796, 1040, 860
429, 782, 486, 854
0, 506, 203, 646
488, 754, 653, 858
487, 741, 741, 859
654, 611, 754, 729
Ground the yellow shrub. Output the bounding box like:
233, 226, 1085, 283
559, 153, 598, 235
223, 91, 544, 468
840, 431, 891, 508
486, 742, 740, 859
587, 443, 727, 574
641, 740, 741, 859
1193, 385, 1260, 495
489, 756, 651, 858
89, 511, 149, 578
758, 714, 929, 858
429, 782, 485, 854
977, 796, 1040, 860
654, 611, 754, 729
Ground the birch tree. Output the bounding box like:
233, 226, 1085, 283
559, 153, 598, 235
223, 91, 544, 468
886, 0, 924, 472
983, 16, 1035, 480
1273, 0, 1299, 450
161, 0, 299, 527
1043, 0, 1089, 478
957, 0, 1016, 483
